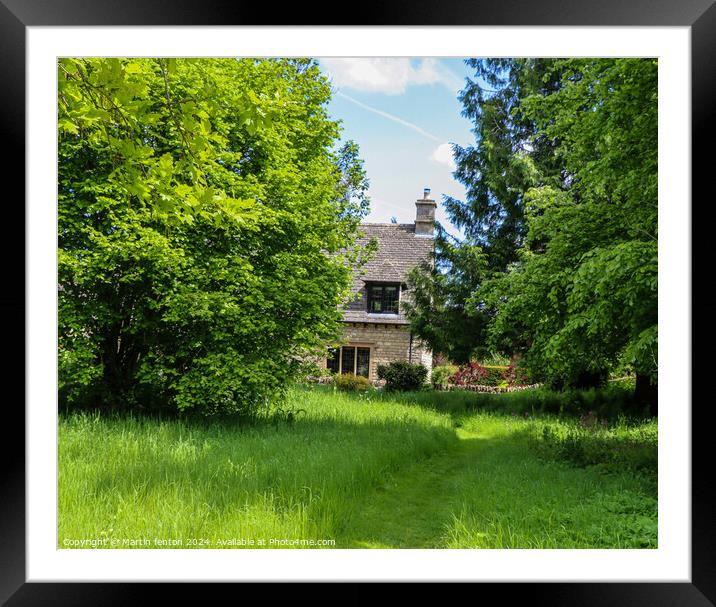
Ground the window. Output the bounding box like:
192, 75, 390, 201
327, 346, 371, 377
341, 347, 355, 375
367, 282, 400, 314
356, 347, 370, 378
326, 348, 340, 373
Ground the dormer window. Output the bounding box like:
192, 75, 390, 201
367, 282, 400, 314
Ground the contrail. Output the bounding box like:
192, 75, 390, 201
336, 91, 444, 143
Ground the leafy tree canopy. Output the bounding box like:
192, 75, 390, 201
403, 228, 490, 364
406, 58, 657, 411
477, 59, 657, 395
58, 57, 370, 415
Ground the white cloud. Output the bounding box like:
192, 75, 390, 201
430, 142, 457, 170
320, 58, 461, 95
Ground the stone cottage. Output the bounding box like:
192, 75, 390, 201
321, 188, 436, 382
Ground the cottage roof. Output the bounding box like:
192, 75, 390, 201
340, 222, 434, 325
356, 223, 434, 280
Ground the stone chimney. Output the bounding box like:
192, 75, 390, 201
415, 187, 436, 236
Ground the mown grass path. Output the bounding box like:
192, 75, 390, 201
336, 415, 657, 549
336, 427, 486, 548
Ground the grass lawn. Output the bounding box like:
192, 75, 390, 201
58, 385, 657, 549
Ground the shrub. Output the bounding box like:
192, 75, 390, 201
431, 364, 458, 390
377, 361, 428, 392
505, 361, 531, 387
333, 373, 372, 392
57, 58, 371, 417
480, 365, 508, 387
450, 362, 489, 387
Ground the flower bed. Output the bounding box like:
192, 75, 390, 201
441, 360, 539, 392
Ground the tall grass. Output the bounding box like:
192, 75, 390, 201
531, 414, 658, 480
58, 386, 455, 548
440, 414, 657, 549
59, 385, 657, 549
368, 384, 651, 421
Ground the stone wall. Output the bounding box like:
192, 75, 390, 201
318, 321, 432, 382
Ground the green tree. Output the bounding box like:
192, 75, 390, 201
407, 58, 658, 414
58, 58, 370, 415
403, 228, 490, 364
405, 59, 564, 362
475, 59, 658, 412
445, 59, 565, 271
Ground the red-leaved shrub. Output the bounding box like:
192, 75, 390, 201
450, 362, 489, 387
506, 362, 530, 387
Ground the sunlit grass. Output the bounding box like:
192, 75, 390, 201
58, 385, 656, 549
58, 386, 455, 548
439, 414, 657, 549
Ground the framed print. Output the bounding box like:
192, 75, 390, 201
5, 0, 711, 604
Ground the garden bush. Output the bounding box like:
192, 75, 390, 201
481, 365, 509, 387
333, 373, 372, 392
377, 361, 428, 392
431, 364, 458, 390
450, 362, 489, 387
504, 361, 531, 387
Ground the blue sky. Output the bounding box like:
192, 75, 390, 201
317, 58, 477, 236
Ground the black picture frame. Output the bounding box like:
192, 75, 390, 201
4, 1, 709, 604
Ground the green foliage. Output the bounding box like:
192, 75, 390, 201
403, 59, 570, 368
403, 234, 490, 363
413, 59, 657, 407
333, 373, 372, 392
534, 415, 658, 481
445, 59, 566, 271
474, 59, 657, 393
430, 364, 459, 390
377, 361, 429, 392
609, 376, 637, 391
479, 365, 508, 387
58, 58, 370, 415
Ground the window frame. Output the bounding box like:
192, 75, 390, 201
327, 345, 371, 378
366, 281, 401, 315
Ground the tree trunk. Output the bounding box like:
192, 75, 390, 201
635, 372, 658, 417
